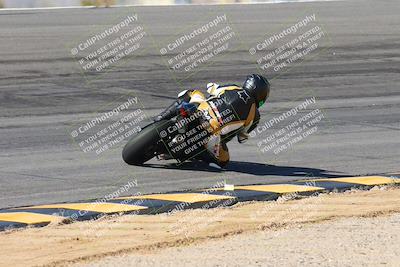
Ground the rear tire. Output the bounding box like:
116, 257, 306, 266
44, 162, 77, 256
122, 120, 169, 165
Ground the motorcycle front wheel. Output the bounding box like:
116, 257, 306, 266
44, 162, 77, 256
122, 120, 171, 165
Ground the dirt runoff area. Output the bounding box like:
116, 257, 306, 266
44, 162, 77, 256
1, 187, 400, 267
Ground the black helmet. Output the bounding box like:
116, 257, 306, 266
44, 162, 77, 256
242, 74, 270, 107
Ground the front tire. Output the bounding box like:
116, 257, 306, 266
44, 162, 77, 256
122, 120, 169, 165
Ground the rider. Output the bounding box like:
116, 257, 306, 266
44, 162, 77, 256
155, 74, 270, 167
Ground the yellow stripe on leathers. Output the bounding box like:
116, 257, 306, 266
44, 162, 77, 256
216, 85, 242, 94
188, 90, 206, 104
243, 103, 256, 127
197, 101, 220, 131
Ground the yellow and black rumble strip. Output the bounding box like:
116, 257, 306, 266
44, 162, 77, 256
0, 175, 399, 231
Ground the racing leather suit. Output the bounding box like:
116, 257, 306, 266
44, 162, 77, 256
157, 83, 260, 167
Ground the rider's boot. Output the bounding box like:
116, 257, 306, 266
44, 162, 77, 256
157, 134, 184, 161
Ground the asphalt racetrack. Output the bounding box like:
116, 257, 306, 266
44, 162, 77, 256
0, 0, 399, 209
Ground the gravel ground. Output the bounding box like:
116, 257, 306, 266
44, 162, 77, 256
82, 213, 400, 267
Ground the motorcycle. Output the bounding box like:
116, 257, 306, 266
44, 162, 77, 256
122, 108, 212, 165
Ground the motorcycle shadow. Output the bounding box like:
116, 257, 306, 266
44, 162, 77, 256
143, 160, 347, 178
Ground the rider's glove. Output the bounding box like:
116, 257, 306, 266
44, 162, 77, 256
178, 102, 196, 117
